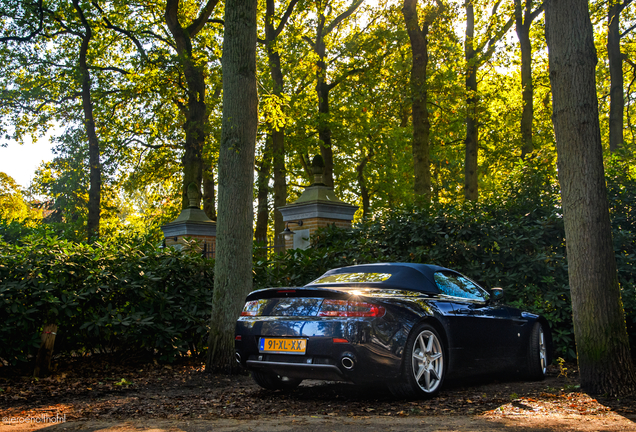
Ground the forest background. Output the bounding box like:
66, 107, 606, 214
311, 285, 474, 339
0, 0, 636, 369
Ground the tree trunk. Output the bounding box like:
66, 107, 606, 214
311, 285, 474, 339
403, 0, 432, 202
264, 0, 291, 240
33, 323, 57, 377
73, 0, 101, 241
206, 0, 258, 373
255, 139, 272, 242
464, 1, 479, 201
165, 0, 213, 210
202, 165, 216, 220
545, 0, 636, 396
608, 0, 624, 153
356, 147, 373, 219
309, 1, 364, 189
272, 128, 286, 240
516, 17, 534, 158
315, 21, 335, 189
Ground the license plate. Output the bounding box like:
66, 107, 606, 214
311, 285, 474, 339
259, 337, 307, 355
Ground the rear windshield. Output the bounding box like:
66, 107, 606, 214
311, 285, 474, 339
311, 272, 392, 284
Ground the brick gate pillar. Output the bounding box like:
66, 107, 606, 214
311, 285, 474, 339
278, 156, 358, 250
161, 183, 217, 258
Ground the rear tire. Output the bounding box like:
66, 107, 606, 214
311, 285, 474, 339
251, 370, 302, 390
389, 323, 446, 398
526, 322, 548, 380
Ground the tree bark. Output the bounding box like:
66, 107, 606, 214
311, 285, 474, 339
608, 0, 627, 153
264, 0, 296, 239
206, 0, 258, 373
515, 0, 543, 159
462, 1, 514, 201
308, 0, 364, 189
255, 139, 272, 242
545, 0, 636, 396
73, 0, 101, 241
356, 147, 373, 219
272, 128, 286, 240
464, 1, 479, 201
202, 164, 216, 220
165, 0, 218, 210
403, 0, 438, 202
315, 15, 335, 188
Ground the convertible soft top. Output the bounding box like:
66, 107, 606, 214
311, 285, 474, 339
305, 262, 451, 294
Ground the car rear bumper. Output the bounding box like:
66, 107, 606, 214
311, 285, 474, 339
246, 359, 345, 381
235, 316, 404, 383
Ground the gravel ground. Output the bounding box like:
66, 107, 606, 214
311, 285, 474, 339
1, 357, 635, 431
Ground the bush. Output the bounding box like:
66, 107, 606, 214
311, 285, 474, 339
0, 234, 213, 365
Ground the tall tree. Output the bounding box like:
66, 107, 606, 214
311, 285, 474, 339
463, 0, 513, 200
607, 0, 634, 152
303, 0, 364, 188
514, 0, 544, 158
165, 0, 220, 210
206, 0, 258, 372
545, 0, 636, 395
254, 139, 271, 242
71, 0, 101, 240
261, 0, 299, 239
402, 0, 445, 201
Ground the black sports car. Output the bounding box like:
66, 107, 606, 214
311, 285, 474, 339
234, 263, 552, 397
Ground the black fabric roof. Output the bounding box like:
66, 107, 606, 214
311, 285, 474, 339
305, 262, 450, 294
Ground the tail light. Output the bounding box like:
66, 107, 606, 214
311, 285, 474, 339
318, 299, 385, 317
241, 300, 265, 316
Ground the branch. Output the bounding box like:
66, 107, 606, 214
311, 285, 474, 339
187, 0, 220, 37
44, 7, 83, 38
326, 67, 364, 91
273, 0, 300, 39
302, 35, 315, 49
478, 15, 515, 65
324, 0, 365, 35
424, 0, 446, 28
92, 1, 147, 60
528, 1, 545, 22
299, 153, 311, 180
207, 18, 224, 26
123, 137, 165, 149
33, 94, 80, 112
141, 30, 174, 47
87, 65, 131, 74
621, 22, 636, 38
0, 0, 44, 43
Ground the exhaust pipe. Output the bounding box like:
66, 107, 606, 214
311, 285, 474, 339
235, 351, 242, 364
341, 356, 355, 370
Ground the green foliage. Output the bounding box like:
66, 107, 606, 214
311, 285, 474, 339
0, 172, 41, 224
0, 233, 213, 365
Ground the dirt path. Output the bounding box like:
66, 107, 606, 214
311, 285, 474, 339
1, 413, 635, 432
1, 358, 635, 431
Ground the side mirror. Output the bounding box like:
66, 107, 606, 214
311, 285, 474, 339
490, 287, 504, 302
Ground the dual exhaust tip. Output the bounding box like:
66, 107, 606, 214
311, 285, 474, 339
341, 355, 355, 370
236, 350, 355, 370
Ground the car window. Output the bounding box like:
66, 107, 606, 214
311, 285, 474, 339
434, 272, 488, 301
312, 272, 392, 284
